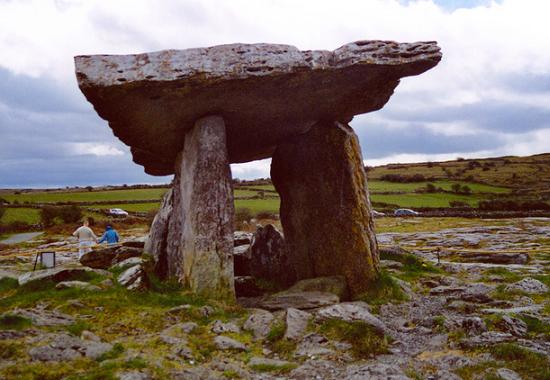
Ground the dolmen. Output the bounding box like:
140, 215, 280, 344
75, 40, 441, 299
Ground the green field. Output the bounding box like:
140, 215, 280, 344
367, 180, 509, 194
2, 188, 168, 204
0, 208, 41, 224
371, 193, 481, 208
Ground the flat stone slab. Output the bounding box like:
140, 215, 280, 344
75, 40, 441, 175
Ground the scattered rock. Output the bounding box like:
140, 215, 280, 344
29, 333, 112, 361
234, 231, 253, 246
496, 368, 523, 380
286, 276, 349, 301
211, 320, 240, 334
284, 308, 311, 341
380, 260, 404, 270
248, 224, 295, 287
117, 371, 151, 380
199, 305, 215, 318
81, 330, 101, 342
458, 252, 529, 265
167, 305, 192, 314
315, 302, 387, 334
213, 336, 247, 351
111, 257, 143, 269
344, 362, 411, 380
55, 281, 100, 291
80, 245, 142, 269
261, 291, 339, 310
505, 278, 549, 294
295, 333, 334, 358
243, 309, 274, 339
496, 315, 528, 337
18, 268, 91, 286
117, 265, 148, 290
460, 332, 515, 349
13, 308, 74, 326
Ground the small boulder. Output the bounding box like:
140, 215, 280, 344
55, 281, 100, 291
286, 276, 349, 301
284, 308, 311, 341
234, 231, 253, 246
29, 333, 112, 361
214, 336, 247, 351
79, 245, 119, 269
460, 332, 515, 349
111, 246, 143, 265
243, 309, 274, 339
18, 268, 91, 286
495, 368, 523, 380
458, 252, 529, 265
315, 302, 387, 334
260, 291, 339, 310
496, 315, 528, 337
117, 265, 148, 290
249, 224, 296, 287
111, 257, 144, 270
505, 278, 549, 294
211, 320, 240, 334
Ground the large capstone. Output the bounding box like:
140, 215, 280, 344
271, 121, 379, 296
75, 41, 441, 175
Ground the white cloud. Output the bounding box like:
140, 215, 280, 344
68, 142, 124, 156
1, 0, 550, 185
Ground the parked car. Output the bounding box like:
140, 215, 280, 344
394, 208, 420, 217
372, 210, 385, 217
108, 208, 129, 217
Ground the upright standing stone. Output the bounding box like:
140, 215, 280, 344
271, 121, 379, 296
178, 116, 235, 299
144, 188, 173, 277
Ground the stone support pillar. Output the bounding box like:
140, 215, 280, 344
271, 121, 379, 296
145, 115, 235, 299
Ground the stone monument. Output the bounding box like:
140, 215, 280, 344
75, 40, 441, 299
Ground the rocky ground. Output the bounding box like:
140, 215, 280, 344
0, 218, 548, 380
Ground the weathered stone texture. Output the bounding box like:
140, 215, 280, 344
179, 116, 235, 299
271, 121, 379, 296
75, 41, 441, 175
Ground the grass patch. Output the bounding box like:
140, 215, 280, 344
0, 277, 19, 293
481, 267, 522, 282
0, 340, 24, 360
66, 320, 93, 336
0, 313, 32, 330
266, 322, 285, 342
96, 343, 124, 362
490, 343, 550, 379
356, 270, 408, 310
380, 250, 442, 282
319, 319, 390, 358
517, 315, 550, 336
250, 362, 297, 374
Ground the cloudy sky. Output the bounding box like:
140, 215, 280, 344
1, 0, 549, 187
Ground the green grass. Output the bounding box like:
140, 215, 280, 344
3, 188, 168, 204
234, 198, 280, 214
319, 319, 390, 358
0, 313, 32, 330
379, 250, 442, 281
371, 192, 483, 208
0, 207, 41, 224
93, 203, 160, 212
356, 270, 408, 310
250, 362, 297, 374
367, 180, 510, 194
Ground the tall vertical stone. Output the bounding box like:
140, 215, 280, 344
179, 116, 235, 299
144, 116, 235, 299
271, 121, 379, 296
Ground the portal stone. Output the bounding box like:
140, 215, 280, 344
178, 116, 235, 299
271, 121, 379, 296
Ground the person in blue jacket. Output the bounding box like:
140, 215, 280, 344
98, 224, 119, 244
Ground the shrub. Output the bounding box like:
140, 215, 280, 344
425, 183, 437, 193
449, 200, 470, 208
0, 205, 5, 221
235, 208, 253, 223
40, 205, 83, 227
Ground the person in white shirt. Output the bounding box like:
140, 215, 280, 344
73, 219, 98, 258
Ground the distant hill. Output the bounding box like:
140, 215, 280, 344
366, 153, 550, 195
